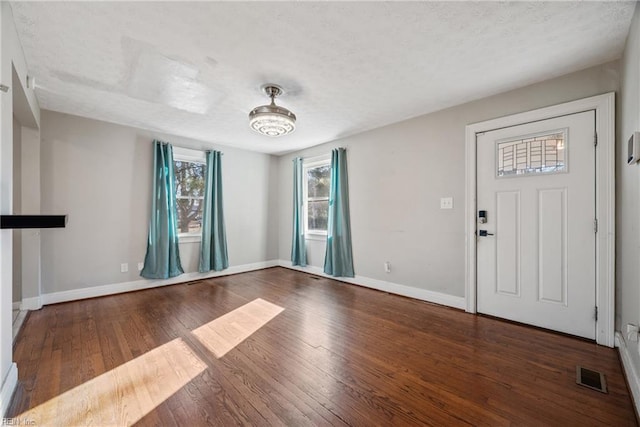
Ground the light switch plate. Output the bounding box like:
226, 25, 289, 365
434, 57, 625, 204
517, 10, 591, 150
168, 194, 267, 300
440, 197, 453, 209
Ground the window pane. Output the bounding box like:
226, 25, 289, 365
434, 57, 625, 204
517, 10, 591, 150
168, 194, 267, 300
176, 198, 204, 234
497, 132, 566, 177
307, 165, 330, 198
174, 160, 206, 234
308, 200, 328, 231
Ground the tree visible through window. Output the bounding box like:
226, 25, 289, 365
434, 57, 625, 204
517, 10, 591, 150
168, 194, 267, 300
174, 160, 205, 234
305, 163, 330, 234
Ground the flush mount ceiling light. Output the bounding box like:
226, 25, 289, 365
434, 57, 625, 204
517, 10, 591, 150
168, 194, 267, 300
249, 84, 296, 137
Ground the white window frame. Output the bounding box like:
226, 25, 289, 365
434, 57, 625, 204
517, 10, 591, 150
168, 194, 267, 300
303, 155, 331, 240
173, 147, 206, 243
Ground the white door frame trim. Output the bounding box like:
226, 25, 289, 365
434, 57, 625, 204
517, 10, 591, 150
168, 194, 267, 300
464, 93, 615, 347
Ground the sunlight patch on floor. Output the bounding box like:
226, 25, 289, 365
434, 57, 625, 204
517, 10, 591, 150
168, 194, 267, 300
16, 338, 206, 426
13, 298, 284, 425
192, 298, 284, 358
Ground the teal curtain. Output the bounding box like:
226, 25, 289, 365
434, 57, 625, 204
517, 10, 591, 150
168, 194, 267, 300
199, 150, 229, 272
291, 157, 307, 266
141, 140, 184, 279
324, 148, 354, 277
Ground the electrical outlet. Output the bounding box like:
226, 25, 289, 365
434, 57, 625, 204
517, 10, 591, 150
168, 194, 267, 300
138, 262, 144, 271
440, 197, 453, 209
384, 261, 391, 273
120, 263, 128, 273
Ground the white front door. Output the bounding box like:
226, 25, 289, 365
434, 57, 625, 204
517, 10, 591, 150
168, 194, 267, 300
476, 110, 596, 339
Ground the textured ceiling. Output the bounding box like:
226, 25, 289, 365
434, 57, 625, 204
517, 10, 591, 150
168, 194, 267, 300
9, 1, 636, 155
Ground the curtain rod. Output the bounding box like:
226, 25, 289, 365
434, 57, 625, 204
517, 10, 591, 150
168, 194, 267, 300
293, 148, 346, 162
155, 139, 225, 154
171, 144, 224, 155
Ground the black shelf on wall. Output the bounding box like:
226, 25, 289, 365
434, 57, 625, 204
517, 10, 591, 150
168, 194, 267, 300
0, 215, 67, 229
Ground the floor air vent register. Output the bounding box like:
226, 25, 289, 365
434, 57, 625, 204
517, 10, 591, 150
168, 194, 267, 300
576, 366, 607, 393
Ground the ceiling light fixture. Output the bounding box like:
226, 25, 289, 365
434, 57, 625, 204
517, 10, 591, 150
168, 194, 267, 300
249, 84, 296, 137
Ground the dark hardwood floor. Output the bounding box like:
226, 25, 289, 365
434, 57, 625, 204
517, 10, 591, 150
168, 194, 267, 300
8, 267, 637, 425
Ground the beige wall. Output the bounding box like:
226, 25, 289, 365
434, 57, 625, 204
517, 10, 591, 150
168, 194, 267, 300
20, 126, 41, 306
40, 111, 278, 294
278, 61, 620, 298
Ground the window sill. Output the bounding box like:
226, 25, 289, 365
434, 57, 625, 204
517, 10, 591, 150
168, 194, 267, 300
305, 233, 327, 242
178, 234, 201, 244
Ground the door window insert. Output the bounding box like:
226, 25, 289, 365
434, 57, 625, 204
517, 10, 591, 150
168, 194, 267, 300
496, 130, 567, 177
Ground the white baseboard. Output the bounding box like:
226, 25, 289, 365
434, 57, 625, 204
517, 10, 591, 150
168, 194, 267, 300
0, 363, 18, 417
39, 260, 280, 307
12, 311, 28, 344
30, 259, 465, 312
278, 260, 466, 310
20, 296, 42, 311
11, 302, 20, 310
615, 332, 640, 416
